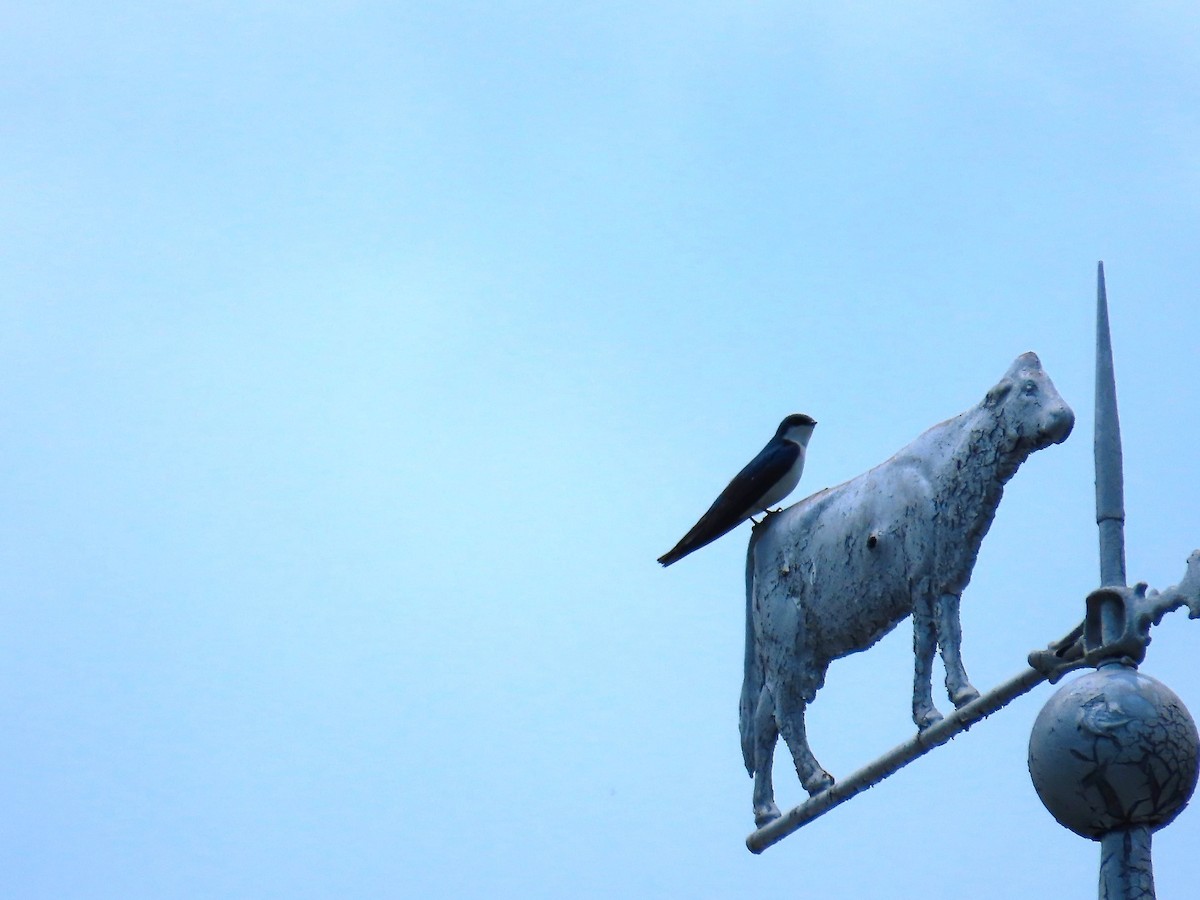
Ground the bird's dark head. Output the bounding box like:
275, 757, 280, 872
776, 413, 817, 443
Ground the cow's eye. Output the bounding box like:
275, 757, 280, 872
1023, 380, 1037, 395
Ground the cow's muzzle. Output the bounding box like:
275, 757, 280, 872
1042, 404, 1075, 444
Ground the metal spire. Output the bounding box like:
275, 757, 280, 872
1095, 261, 1126, 588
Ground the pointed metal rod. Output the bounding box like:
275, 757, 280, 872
1095, 261, 1127, 589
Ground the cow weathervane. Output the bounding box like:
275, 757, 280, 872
743, 350, 1073, 818
726, 264, 1200, 897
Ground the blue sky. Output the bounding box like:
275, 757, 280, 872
2, 4, 1199, 898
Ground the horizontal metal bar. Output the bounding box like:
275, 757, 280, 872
746, 666, 1048, 853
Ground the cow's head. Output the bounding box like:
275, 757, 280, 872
984, 351, 1075, 451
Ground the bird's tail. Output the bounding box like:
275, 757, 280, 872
657, 509, 742, 567
657, 545, 687, 567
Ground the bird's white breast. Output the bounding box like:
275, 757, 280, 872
748, 444, 806, 515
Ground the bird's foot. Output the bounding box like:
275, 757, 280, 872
751, 509, 785, 529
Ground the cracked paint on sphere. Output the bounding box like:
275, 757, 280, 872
1028, 666, 1199, 839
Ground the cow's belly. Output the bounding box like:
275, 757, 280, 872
809, 584, 913, 661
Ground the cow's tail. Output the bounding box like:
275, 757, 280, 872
739, 529, 764, 777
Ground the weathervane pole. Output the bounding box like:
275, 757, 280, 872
1029, 263, 1200, 900
1092, 261, 1152, 900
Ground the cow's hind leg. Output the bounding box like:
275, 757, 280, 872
937, 592, 980, 708
751, 686, 781, 827
776, 684, 834, 796
912, 592, 943, 730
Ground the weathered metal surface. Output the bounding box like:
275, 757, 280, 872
1029, 552, 1200, 682
1100, 827, 1155, 900
1027, 561, 1200, 900
741, 352, 1074, 828
1029, 667, 1199, 839
1029, 667, 1199, 900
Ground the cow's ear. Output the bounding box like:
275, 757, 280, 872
984, 380, 1013, 408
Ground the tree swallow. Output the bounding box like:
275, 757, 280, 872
658, 413, 817, 567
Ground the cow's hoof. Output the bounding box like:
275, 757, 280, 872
951, 684, 981, 708
915, 708, 944, 731
803, 769, 835, 796
754, 803, 781, 828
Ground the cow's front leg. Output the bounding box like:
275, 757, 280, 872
912, 592, 942, 730
937, 592, 980, 708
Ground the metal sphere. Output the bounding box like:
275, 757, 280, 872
1028, 665, 1199, 839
